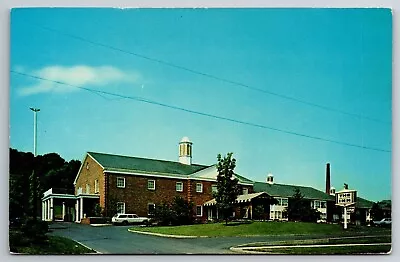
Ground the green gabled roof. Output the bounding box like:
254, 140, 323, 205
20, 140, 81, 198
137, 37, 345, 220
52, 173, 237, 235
88, 152, 209, 177
253, 182, 334, 201
234, 173, 254, 184
356, 197, 375, 209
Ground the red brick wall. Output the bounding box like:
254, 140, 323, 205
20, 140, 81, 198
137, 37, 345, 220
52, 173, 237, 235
106, 173, 190, 217
74, 155, 105, 207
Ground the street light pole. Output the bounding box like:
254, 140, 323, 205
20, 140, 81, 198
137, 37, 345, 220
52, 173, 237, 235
29, 107, 40, 220
30, 108, 40, 156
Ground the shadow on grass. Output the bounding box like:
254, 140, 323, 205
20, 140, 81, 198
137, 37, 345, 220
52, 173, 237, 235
224, 221, 253, 226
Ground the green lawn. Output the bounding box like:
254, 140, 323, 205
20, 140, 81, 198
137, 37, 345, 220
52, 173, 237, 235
130, 221, 384, 237
10, 234, 95, 255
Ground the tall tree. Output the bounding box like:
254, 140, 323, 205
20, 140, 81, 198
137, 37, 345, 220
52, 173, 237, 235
9, 148, 81, 220
285, 188, 321, 222
215, 152, 240, 225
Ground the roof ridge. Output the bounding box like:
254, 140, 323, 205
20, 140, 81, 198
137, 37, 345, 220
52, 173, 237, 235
87, 151, 208, 167
255, 181, 325, 191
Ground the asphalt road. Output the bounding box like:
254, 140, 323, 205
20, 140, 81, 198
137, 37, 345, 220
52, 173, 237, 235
48, 222, 386, 254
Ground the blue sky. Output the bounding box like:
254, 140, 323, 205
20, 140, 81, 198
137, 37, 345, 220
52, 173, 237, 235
10, 8, 392, 202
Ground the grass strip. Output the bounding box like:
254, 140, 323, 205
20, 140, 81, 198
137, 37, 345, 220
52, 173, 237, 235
131, 221, 390, 237
10, 235, 95, 255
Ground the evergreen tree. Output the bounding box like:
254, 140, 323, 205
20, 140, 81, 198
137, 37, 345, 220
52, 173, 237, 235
215, 153, 240, 225
285, 188, 321, 222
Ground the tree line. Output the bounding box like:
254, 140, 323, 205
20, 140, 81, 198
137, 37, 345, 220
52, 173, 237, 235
9, 148, 81, 219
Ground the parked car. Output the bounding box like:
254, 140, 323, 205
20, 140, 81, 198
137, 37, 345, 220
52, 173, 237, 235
112, 214, 149, 225
372, 218, 391, 227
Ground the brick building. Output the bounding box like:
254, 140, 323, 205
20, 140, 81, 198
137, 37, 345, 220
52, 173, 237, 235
42, 137, 253, 222
41, 137, 375, 224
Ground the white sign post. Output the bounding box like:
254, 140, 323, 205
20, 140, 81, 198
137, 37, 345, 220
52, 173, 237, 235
335, 186, 357, 230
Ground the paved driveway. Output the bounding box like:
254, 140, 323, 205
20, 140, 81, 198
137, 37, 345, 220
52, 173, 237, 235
48, 222, 383, 254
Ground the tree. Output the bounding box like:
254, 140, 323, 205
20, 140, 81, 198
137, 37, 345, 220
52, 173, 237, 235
215, 153, 240, 225
370, 202, 384, 221
9, 148, 81, 220
170, 196, 194, 225
285, 188, 321, 222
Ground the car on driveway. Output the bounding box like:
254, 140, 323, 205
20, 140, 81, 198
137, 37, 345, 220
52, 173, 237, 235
112, 214, 149, 225
372, 218, 391, 227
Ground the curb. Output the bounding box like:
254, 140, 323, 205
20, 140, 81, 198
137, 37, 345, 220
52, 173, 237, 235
90, 224, 112, 227
128, 229, 207, 238
74, 240, 102, 254
230, 242, 392, 254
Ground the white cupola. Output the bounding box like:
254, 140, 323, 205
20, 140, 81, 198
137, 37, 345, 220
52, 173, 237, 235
179, 136, 192, 165
330, 186, 336, 196
266, 173, 274, 184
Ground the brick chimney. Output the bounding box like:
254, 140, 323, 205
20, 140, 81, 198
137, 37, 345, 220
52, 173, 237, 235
325, 163, 330, 194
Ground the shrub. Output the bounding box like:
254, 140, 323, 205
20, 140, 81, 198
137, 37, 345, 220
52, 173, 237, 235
21, 219, 49, 243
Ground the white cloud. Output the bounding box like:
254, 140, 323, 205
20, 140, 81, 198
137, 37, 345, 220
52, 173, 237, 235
17, 65, 139, 96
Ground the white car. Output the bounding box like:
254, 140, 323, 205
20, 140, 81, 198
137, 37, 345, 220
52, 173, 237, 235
372, 218, 391, 227
112, 214, 149, 225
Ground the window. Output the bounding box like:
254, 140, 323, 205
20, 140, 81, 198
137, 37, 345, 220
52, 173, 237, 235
196, 205, 203, 217
196, 183, 203, 193
277, 198, 282, 206
148, 180, 155, 190
321, 201, 327, 208
242, 188, 249, 195
94, 179, 99, 193
314, 201, 321, 208
86, 163, 89, 170
116, 202, 125, 214
148, 203, 155, 216
77, 187, 82, 194
117, 177, 125, 188
211, 185, 218, 193
86, 184, 90, 194
281, 198, 288, 207
176, 182, 183, 192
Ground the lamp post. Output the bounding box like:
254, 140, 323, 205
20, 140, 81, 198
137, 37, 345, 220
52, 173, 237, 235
30, 107, 40, 156
29, 107, 40, 220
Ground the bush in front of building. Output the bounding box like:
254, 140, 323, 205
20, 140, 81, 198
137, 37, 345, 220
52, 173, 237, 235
152, 196, 195, 226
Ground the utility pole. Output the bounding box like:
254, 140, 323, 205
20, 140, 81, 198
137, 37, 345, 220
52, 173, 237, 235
30, 107, 40, 220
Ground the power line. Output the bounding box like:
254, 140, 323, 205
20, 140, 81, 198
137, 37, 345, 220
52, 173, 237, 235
25, 22, 391, 125
11, 70, 391, 153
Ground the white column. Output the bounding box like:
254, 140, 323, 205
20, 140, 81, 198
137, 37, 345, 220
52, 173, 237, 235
80, 198, 84, 221
216, 208, 219, 219
50, 198, 54, 221
42, 201, 46, 221
47, 200, 50, 221
75, 199, 79, 222
62, 202, 66, 221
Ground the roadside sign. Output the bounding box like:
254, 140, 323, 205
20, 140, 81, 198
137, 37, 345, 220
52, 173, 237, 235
347, 206, 355, 213
335, 186, 357, 230
335, 189, 357, 207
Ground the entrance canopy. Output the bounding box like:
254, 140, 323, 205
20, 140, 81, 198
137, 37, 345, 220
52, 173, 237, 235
203, 192, 274, 206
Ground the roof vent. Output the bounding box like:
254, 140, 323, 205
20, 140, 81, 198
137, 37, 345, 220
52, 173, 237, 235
266, 173, 274, 184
